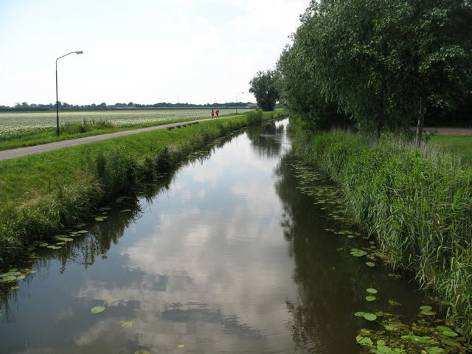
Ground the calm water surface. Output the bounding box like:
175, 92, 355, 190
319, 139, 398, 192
0, 120, 424, 353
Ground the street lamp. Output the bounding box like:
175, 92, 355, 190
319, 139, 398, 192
55, 50, 83, 136
236, 91, 245, 114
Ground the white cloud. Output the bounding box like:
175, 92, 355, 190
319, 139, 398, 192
0, 0, 310, 105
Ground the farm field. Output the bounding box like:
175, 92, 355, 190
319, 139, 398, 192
0, 108, 250, 151
0, 108, 248, 132
431, 134, 472, 166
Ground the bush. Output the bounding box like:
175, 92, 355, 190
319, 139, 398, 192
292, 126, 472, 337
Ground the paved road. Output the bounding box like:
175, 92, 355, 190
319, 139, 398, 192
0, 118, 212, 161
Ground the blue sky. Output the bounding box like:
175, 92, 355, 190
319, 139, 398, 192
0, 0, 309, 105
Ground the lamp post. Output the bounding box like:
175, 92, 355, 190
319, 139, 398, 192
236, 91, 245, 114
56, 50, 83, 136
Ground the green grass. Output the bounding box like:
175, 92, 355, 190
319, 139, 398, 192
431, 135, 472, 166
0, 116, 214, 151
0, 110, 283, 265
290, 119, 472, 338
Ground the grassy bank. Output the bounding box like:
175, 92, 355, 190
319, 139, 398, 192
289, 119, 472, 337
0, 116, 207, 151
0, 110, 282, 265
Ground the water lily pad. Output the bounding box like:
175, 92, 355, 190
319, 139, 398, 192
401, 334, 435, 345
436, 326, 458, 338
355, 312, 378, 322
350, 248, 368, 258
76, 230, 88, 234
366, 262, 376, 268
55, 237, 73, 242
419, 305, 436, 316
95, 216, 107, 222
376, 340, 405, 354
90, 306, 106, 315
388, 299, 402, 307
366, 288, 378, 295
47, 245, 62, 250
120, 320, 134, 329
356, 334, 374, 347
366, 295, 377, 302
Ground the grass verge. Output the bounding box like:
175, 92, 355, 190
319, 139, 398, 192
289, 118, 472, 338
0, 116, 209, 151
0, 110, 284, 265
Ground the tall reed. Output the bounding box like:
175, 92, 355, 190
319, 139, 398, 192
291, 123, 472, 337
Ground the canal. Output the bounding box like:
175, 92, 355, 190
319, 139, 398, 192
0, 120, 431, 353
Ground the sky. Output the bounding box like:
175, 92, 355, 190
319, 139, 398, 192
0, 0, 309, 106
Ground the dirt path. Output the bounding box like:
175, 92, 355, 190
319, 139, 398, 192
423, 127, 472, 136
0, 119, 212, 161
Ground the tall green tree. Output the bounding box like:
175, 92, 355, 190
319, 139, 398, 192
249, 71, 280, 111
277, 0, 472, 140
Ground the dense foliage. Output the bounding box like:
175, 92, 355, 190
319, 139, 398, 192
277, 0, 472, 136
249, 71, 280, 111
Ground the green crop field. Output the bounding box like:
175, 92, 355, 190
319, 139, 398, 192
0, 108, 249, 134
431, 135, 472, 166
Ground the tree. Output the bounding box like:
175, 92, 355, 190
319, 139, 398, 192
249, 71, 280, 111
276, 0, 472, 139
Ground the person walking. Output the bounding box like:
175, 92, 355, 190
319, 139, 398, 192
211, 108, 215, 119
216, 109, 220, 118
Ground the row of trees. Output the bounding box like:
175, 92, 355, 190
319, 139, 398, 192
251, 0, 472, 140
0, 102, 252, 113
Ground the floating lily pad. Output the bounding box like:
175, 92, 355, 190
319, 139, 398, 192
55, 237, 73, 242
95, 216, 107, 222
426, 347, 446, 354
90, 306, 106, 314
366, 295, 377, 302
47, 245, 62, 250
366, 288, 378, 295
375, 340, 405, 354
76, 230, 88, 234
366, 262, 376, 268
356, 334, 374, 347
120, 320, 134, 329
388, 299, 402, 307
401, 334, 435, 345
355, 312, 378, 322
419, 305, 436, 316
436, 326, 458, 338
350, 248, 368, 258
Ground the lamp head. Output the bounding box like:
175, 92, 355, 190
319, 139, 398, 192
75, 50, 83, 55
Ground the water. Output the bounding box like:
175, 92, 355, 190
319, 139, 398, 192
0, 120, 425, 353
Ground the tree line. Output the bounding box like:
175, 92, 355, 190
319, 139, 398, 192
0, 102, 253, 113
250, 0, 472, 141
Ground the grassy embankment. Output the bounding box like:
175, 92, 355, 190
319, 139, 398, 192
0, 110, 281, 264
290, 119, 472, 337
0, 116, 209, 151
